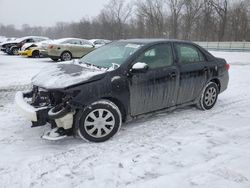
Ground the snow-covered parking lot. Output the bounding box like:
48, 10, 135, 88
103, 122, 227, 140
0, 51, 250, 188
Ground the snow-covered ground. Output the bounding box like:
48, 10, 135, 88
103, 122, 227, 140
0, 51, 250, 188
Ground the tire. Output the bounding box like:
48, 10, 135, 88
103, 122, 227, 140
32, 50, 40, 58
51, 58, 59, 62
197, 82, 219, 110
11, 47, 19, 55
75, 100, 122, 142
61, 51, 72, 61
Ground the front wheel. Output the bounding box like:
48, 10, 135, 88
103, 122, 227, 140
197, 82, 219, 110
32, 50, 40, 58
75, 100, 122, 142
11, 47, 19, 55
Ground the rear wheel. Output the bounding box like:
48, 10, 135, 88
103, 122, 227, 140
75, 100, 122, 142
61, 51, 72, 61
197, 82, 219, 110
32, 50, 40, 58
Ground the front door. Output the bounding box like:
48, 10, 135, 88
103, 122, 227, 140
129, 43, 179, 116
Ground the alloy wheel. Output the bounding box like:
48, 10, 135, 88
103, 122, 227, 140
12, 48, 19, 55
62, 52, 71, 61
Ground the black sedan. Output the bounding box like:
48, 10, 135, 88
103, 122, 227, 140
1, 36, 48, 55
15, 39, 229, 142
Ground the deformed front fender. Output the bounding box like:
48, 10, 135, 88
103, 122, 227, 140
68, 77, 113, 108
67, 73, 130, 120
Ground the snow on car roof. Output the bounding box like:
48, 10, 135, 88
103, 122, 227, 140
51, 38, 92, 45
14, 36, 49, 43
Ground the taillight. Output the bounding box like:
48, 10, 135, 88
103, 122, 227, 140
48, 45, 54, 49
226, 63, 230, 71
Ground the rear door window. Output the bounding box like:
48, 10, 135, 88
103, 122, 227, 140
68, 40, 81, 45
176, 44, 205, 64
26, 39, 35, 43
81, 40, 93, 46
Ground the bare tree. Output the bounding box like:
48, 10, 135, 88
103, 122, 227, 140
208, 0, 228, 41
182, 0, 203, 40
136, 0, 166, 37
228, 1, 248, 41
1, 0, 250, 42
99, 0, 133, 39
167, 0, 185, 38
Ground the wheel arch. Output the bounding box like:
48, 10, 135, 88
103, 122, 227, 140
209, 78, 221, 92
60, 50, 72, 58
32, 50, 40, 57
101, 97, 127, 122
9, 45, 19, 54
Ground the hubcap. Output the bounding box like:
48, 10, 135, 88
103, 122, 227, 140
204, 87, 217, 106
13, 49, 18, 55
84, 109, 115, 138
62, 52, 71, 61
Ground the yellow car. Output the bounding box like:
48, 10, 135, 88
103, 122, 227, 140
19, 47, 40, 58
19, 40, 51, 58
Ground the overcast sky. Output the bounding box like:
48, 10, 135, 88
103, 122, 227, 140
0, 0, 113, 28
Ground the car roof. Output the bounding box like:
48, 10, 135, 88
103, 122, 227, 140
15, 36, 49, 42
118, 38, 193, 44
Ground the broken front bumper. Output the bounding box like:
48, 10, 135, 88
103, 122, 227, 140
15, 91, 49, 125
15, 91, 74, 129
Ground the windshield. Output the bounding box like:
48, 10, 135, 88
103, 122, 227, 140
79, 42, 143, 69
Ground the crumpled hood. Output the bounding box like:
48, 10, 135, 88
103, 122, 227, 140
32, 62, 107, 90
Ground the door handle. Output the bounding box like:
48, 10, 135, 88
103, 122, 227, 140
169, 72, 177, 78
203, 67, 208, 72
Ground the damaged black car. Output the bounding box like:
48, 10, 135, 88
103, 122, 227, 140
15, 39, 229, 142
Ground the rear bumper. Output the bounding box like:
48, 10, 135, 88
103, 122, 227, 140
15, 91, 49, 124
219, 71, 229, 93
40, 50, 48, 57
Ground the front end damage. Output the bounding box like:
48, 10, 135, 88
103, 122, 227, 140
15, 86, 76, 140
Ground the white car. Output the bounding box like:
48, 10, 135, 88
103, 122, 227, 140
89, 39, 111, 48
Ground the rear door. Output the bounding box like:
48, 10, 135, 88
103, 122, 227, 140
129, 43, 179, 116
80, 40, 95, 57
67, 39, 83, 58
174, 43, 208, 105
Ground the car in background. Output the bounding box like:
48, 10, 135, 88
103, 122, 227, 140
89, 39, 111, 48
19, 40, 53, 58
15, 39, 229, 142
47, 38, 95, 61
0, 36, 49, 55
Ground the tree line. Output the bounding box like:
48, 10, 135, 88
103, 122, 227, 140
0, 0, 250, 41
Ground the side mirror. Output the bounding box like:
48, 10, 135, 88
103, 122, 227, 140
130, 62, 149, 73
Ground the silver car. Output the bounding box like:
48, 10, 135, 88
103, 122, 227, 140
47, 38, 95, 61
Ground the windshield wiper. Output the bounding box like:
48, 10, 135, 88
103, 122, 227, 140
80, 61, 104, 69
112, 63, 120, 69
107, 63, 120, 71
